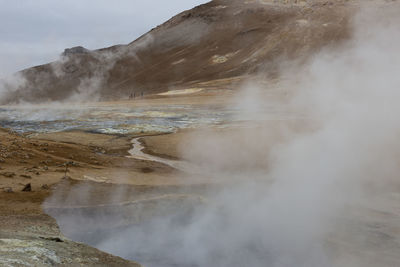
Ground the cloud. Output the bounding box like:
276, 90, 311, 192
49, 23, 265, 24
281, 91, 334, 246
0, 0, 209, 77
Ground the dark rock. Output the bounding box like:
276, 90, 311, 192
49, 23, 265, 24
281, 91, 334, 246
62, 46, 90, 56
40, 236, 64, 242
22, 183, 32, 192
41, 184, 50, 190
1, 172, 15, 178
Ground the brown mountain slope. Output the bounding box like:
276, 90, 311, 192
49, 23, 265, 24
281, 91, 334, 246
1, 0, 356, 104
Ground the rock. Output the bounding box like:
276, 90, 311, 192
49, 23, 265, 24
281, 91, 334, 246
0, 237, 141, 266
0, 172, 15, 178
70, 162, 79, 167
22, 183, 32, 192
20, 174, 32, 179
62, 46, 89, 56
41, 184, 50, 190
39, 236, 63, 242
3, 187, 13, 193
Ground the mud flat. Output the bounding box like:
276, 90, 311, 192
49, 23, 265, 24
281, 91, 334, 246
0, 104, 220, 266
0, 128, 146, 266
1, 85, 400, 266
1, 121, 400, 267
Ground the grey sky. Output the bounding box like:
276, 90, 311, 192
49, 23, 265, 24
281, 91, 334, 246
0, 0, 209, 77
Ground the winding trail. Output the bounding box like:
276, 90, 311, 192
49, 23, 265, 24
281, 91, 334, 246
127, 137, 201, 174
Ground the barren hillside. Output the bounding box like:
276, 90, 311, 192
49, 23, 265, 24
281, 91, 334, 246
1, 0, 355, 103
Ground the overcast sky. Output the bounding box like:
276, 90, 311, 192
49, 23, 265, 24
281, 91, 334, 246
0, 0, 209, 77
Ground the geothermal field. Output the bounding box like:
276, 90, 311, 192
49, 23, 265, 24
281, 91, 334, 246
1, 0, 400, 266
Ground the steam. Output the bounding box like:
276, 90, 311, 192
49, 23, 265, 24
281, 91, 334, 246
0, 0, 212, 104
45, 2, 400, 267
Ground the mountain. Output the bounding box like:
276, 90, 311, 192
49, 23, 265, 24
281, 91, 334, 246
1, 0, 354, 104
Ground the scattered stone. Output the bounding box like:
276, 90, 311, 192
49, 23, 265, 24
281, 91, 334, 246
43, 166, 48, 171
0, 172, 15, 178
22, 183, 32, 192
40, 236, 64, 242
20, 174, 32, 179
41, 184, 50, 190
26, 168, 38, 174
3, 187, 13, 193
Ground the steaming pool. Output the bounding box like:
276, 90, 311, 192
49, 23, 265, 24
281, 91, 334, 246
0, 103, 297, 134
0, 104, 234, 134
2, 102, 304, 267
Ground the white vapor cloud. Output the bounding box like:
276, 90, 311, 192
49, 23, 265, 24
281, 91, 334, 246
45, 2, 400, 267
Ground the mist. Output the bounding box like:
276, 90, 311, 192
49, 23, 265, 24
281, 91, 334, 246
0, 0, 213, 104
44, 2, 400, 267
